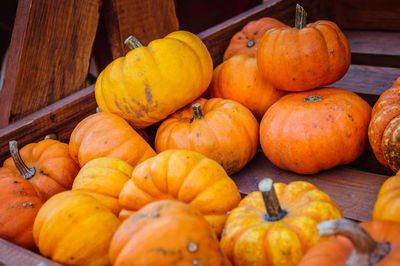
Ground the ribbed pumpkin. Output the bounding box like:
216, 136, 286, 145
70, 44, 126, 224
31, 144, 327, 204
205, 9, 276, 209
110, 200, 232, 266
118, 149, 241, 236
2, 140, 79, 201
209, 54, 286, 119
155, 98, 259, 175
298, 219, 400, 266
260, 87, 371, 174
221, 178, 343, 266
69, 112, 156, 168
368, 77, 400, 172
33, 191, 120, 266
95, 31, 213, 129
0, 168, 42, 250
257, 5, 350, 92
373, 170, 400, 223
72, 157, 133, 216
223, 17, 286, 61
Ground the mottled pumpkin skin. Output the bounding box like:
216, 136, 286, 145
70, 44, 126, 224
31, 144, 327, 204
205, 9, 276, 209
69, 112, 156, 168
223, 17, 286, 61
118, 149, 241, 236
72, 157, 133, 215
257, 20, 350, 92
260, 88, 371, 174
155, 98, 259, 175
0, 168, 42, 250
369, 77, 400, 172
95, 31, 213, 129
221, 181, 343, 266
110, 200, 231, 266
373, 171, 400, 223
33, 191, 120, 266
209, 54, 286, 119
298, 221, 400, 266
2, 139, 79, 201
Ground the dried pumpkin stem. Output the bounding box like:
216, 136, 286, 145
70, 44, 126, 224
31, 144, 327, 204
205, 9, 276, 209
191, 103, 204, 122
9, 140, 36, 180
258, 178, 287, 221
124, 35, 143, 50
295, 4, 307, 29
318, 219, 391, 265
44, 134, 57, 140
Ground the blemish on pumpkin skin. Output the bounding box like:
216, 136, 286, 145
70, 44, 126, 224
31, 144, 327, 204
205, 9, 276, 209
145, 85, 153, 104
114, 100, 122, 111
329, 49, 334, 55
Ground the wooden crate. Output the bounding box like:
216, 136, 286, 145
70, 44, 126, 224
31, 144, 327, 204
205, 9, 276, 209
0, 0, 399, 264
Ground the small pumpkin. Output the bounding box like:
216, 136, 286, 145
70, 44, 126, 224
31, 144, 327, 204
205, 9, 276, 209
118, 149, 241, 236
260, 87, 371, 174
72, 157, 133, 216
69, 112, 156, 168
33, 191, 121, 265
223, 17, 286, 61
257, 5, 350, 92
155, 98, 259, 175
221, 178, 343, 266
2, 140, 79, 201
368, 77, 400, 172
110, 200, 231, 266
298, 219, 400, 265
209, 54, 286, 119
95, 31, 213, 129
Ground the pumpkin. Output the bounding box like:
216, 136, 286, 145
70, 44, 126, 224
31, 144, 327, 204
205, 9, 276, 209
72, 157, 133, 216
209, 54, 286, 119
223, 17, 286, 61
373, 170, 400, 223
2, 140, 79, 201
95, 31, 213, 129
118, 149, 241, 236
33, 191, 121, 265
110, 200, 231, 266
220, 178, 343, 266
69, 112, 156, 168
155, 98, 259, 175
298, 219, 400, 265
257, 4, 350, 92
260, 87, 371, 174
368, 77, 400, 172
0, 168, 43, 250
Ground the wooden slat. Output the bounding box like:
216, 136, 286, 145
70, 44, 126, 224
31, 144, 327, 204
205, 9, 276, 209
232, 151, 390, 222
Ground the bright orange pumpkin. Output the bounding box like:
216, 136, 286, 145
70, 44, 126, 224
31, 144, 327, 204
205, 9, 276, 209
373, 170, 400, 223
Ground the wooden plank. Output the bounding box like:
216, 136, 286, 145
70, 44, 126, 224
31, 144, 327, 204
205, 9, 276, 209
0, 0, 101, 127
231, 151, 390, 222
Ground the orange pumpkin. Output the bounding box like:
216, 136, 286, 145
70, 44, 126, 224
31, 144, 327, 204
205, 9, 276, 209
110, 200, 232, 266
209, 54, 286, 119
69, 112, 156, 168
368, 77, 400, 172
298, 219, 400, 265
221, 178, 343, 266
257, 5, 350, 92
373, 170, 400, 223
155, 98, 259, 175
118, 149, 241, 236
2, 140, 79, 201
223, 17, 286, 61
260, 87, 371, 174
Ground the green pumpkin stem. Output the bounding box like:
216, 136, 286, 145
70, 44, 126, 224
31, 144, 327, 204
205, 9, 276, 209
191, 103, 204, 122
318, 219, 391, 265
258, 178, 287, 221
9, 140, 36, 180
295, 4, 307, 29
124, 35, 143, 50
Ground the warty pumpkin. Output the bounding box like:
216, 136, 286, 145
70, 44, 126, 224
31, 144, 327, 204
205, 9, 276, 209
69, 112, 156, 168
118, 149, 241, 236
155, 98, 259, 175
373, 170, 400, 223
110, 200, 231, 266
95, 31, 213, 129
220, 178, 343, 266
257, 5, 350, 92
260, 87, 371, 174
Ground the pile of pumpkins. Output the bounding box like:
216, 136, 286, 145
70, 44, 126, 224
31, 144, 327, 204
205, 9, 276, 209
1, 4, 400, 266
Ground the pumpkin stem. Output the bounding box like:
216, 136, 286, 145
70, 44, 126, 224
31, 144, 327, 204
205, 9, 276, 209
191, 103, 204, 122
258, 178, 287, 221
295, 4, 307, 29
9, 140, 36, 180
44, 134, 57, 140
318, 219, 391, 265
124, 35, 143, 50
